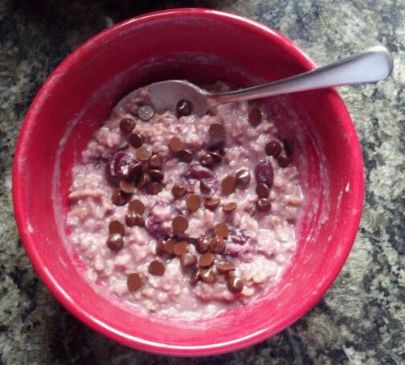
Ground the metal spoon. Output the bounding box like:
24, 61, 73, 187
128, 46, 393, 117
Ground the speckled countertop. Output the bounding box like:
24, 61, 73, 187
0, 1, 404, 364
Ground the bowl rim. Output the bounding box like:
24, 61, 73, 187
12, 8, 364, 356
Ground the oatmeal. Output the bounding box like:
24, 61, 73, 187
67, 82, 304, 320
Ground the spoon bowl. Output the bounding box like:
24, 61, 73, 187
127, 46, 392, 116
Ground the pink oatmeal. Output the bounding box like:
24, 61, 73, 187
67, 82, 304, 320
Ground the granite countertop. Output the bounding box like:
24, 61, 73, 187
0, 0, 403, 364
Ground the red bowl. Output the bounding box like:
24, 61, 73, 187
12, 9, 364, 356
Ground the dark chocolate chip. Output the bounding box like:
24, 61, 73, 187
221, 175, 236, 195
277, 155, 291, 168
109, 220, 125, 235
186, 194, 201, 212
199, 252, 214, 268
200, 269, 216, 284
177, 149, 193, 163
214, 222, 229, 238
172, 184, 187, 199
190, 269, 200, 285
227, 276, 244, 293
235, 169, 251, 188
149, 154, 162, 169
208, 123, 226, 140
148, 260, 165, 276
129, 132, 144, 148
169, 137, 182, 152
127, 161, 143, 180
210, 152, 222, 163
200, 153, 215, 168
248, 107, 262, 127
204, 197, 220, 211
125, 211, 145, 227
209, 236, 226, 254
216, 262, 235, 274
173, 241, 188, 256
136, 173, 150, 189
180, 254, 197, 268
127, 273, 142, 291
136, 146, 152, 161
199, 180, 211, 194
176, 99, 193, 117
128, 199, 145, 214
172, 216, 188, 233
256, 198, 272, 212
265, 140, 282, 157
111, 191, 130, 206
149, 169, 164, 182
195, 237, 209, 253
119, 118, 136, 133
119, 180, 136, 194
256, 183, 270, 198
107, 233, 124, 251
222, 202, 237, 213
146, 181, 163, 195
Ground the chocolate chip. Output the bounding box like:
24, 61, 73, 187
216, 262, 235, 274
248, 107, 262, 127
173, 241, 188, 256
125, 211, 145, 227
148, 169, 164, 182
204, 197, 220, 211
119, 180, 136, 194
136, 146, 152, 161
221, 175, 236, 195
222, 202, 237, 213
138, 105, 155, 121
107, 233, 124, 251
163, 238, 176, 255
128, 199, 145, 214
210, 152, 222, 163
119, 118, 135, 133
209, 236, 226, 254
176, 99, 193, 117
172, 215, 188, 233
180, 254, 197, 268
111, 191, 130, 206
136, 173, 150, 189
199, 252, 214, 268
129, 132, 144, 148
283, 139, 294, 156
172, 184, 187, 199
169, 137, 182, 153
199, 180, 211, 194
227, 276, 244, 293
209, 123, 226, 140
109, 220, 125, 235
265, 140, 282, 157
177, 149, 193, 163
257, 198, 271, 212
127, 273, 142, 291
149, 154, 162, 169
256, 183, 270, 198
214, 222, 228, 238
200, 153, 215, 168
277, 155, 290, 168
190, 269, 200, 285
235, 169, 251, 188
127, 161, 143, 180
200, 269, 216, 284
146, 181, 163, 195
186, 194, 201, 212
195, 237, 209, 253
148, 260, 165, 276
155, 240, 166, 256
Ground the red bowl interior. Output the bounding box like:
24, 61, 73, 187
12, 9, 364, 356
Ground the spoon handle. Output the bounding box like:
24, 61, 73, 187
210, 46, 393, 104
